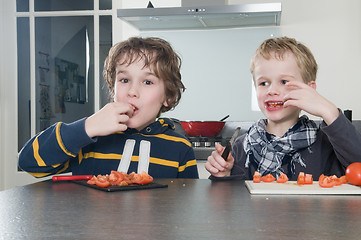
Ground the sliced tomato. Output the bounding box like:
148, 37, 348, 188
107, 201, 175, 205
339, 175, 348, 184
131, 173, 144, 185
276, 172, 289, 183
95, 174, 110, 188
330, 175, 343, 186
318, 175, 336, 188
131, 171, 153, 185
319, 174, 326, 182
297, 172, 305, 185
261, 173, 276, 183
304, 174, 313, 184
140, 171, 153, 184
108, 170, 126, 186
87, 176, 97, 185
253, 171, 261, 183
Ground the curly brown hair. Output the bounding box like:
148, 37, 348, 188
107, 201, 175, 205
103, 37, 185, 113
250, 37, 318, 84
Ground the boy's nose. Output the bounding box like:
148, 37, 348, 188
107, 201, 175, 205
128, 83, 139, 97
267, 84, 279, 95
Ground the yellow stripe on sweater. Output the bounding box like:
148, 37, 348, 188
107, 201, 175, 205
83, 152, 122, 159
140, 133, 191, 147
33, 136, 46, 167
179, 159, 197, 172
26, 161, 70, 178
56, 123, 76, 157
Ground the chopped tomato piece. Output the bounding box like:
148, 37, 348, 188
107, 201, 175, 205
297, 172, 305, 185
261, 173, 276, 183
132, 171, 153, 185
330, 175, 342, 186
109, 170, 128, 186
339, 175, 348, 184
87, 176, 97, 185
304, 174, 313, 184
253, 171, 261, 183
140, 171, 153, 184
318, 175, 336, 188
276, 172, 289, 183
95, 175, 110, 188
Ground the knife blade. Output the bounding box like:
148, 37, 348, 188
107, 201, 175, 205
52, 175, 93, 181
221, 127, 241, 161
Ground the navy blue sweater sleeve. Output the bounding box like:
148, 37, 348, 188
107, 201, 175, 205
18, 118, 95, 177
177, 146, 199, 179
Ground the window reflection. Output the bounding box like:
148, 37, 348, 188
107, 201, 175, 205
100, 0, 112, 10
99, 16, 112, 108
16, 0, 29, 12
35, 0, 94, 11
35, 16, 94, 132
17, 17, 31, 151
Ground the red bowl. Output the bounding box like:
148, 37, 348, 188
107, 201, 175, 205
180, 121, 225, 137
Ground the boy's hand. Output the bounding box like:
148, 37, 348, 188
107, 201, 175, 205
85, 102, 134, 138
205, 144, 234, 177
283, 81, 339, 125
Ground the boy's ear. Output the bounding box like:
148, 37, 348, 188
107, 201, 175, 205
308, 81, 317, 90
163, 99, 169, 107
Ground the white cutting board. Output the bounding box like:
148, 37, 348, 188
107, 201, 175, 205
245, 180, 361, 195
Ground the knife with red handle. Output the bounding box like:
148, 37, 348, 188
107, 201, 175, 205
52, 175, 93, 181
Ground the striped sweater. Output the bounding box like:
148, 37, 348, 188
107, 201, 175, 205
18, 118, 199, 179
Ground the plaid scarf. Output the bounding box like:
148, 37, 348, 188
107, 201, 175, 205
243, 115, 318, 178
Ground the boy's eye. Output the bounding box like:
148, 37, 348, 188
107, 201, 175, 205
144, 80, 153, 85
281, 80, 288, 85
259, 81, 269, 86
119, 78, 129, 83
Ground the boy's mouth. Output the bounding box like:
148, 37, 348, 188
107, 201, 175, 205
130, 105, 138, 116
265, 101, 284, 109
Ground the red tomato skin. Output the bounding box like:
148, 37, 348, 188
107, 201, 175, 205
297, 172, 305, 185
318, 175, 336, 188
261, 174, 276, 183
339, 175, 348, 184
304, 174, 313, 184
87, 176, 97, 185
95, 179, 110, 188
276, 173, 289, 183
253, 171, 261, 183
345, 162, 361, 186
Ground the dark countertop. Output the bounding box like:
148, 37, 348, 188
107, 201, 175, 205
1, 179, 361, 239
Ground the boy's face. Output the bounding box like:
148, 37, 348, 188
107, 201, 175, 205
253, 51, 303, 125
114, 57, 168, 131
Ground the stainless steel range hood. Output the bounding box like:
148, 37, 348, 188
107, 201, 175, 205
117, 3, 281, 31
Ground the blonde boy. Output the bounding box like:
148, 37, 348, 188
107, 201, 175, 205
206, 37, 361, 180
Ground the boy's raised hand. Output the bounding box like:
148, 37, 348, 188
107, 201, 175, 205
205, 144, 234, 177
85, 102, 134, 138
283, 81, 339, 125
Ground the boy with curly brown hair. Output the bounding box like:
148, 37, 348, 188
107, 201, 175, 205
19, 37, 199, 179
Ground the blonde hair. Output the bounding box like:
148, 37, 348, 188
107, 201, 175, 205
103, 37, 184, 113
250, 37, 318, 83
